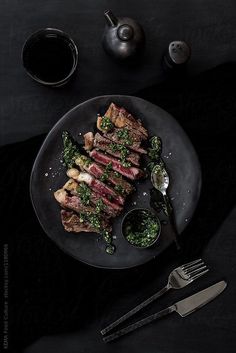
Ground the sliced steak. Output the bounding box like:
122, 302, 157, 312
83, 132, 94, 151
104, 102, 148, 138
61, 210, 98, 233
105, 128, 147, 154
54, 189, 96, 214
91, 178, 124, 205
75, 155, 134, 195
61, 210, 111, 233
67, 168, 125, 205
89, 150, 144, 180
63, 179, 122, 217
88, 163, 134, 195
93, 133, 140, 166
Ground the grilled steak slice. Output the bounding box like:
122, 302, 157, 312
63, 179, 122, 217
61, 210, 111, 233
54, 189, 96, 214
88, 163, 134, 195
89, 150, 144, 180
75, 156, 134, 195
61, 210, 98, 233
104, 102, 148, 138
93, 133, 140, 166
67, 168, 125, 205
105, 128, 147, 154
83, 132, 94, 151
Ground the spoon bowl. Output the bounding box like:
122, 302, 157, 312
151, 164, 170, 196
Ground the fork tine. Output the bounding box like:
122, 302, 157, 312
181, 258, 202, 270
190, 269, 209, 281
184, 262, 205, 274
186, 265, 207, 277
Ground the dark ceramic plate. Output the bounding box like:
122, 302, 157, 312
30, 95, 201, 269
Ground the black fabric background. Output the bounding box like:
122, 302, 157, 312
1, 63, 236, 352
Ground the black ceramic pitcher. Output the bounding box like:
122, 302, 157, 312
102, 10, 145, 60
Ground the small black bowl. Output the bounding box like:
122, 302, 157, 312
22, 28, 78, 87
122, 208, 161, 249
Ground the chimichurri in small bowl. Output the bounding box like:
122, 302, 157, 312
122, 208, 161, 248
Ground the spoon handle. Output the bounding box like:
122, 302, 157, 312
163, 194, 181, 250
163, 193, 172, 216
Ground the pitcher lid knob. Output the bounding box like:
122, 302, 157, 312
117, 24, 134, 41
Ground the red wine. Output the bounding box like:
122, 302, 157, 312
23, 34, 76, 83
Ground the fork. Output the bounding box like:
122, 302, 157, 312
101, 258, 209, 336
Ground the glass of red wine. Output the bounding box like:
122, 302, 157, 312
22, 28, 78, 87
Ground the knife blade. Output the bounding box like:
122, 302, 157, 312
174, 280, 226, 317
103, 281, 227, 343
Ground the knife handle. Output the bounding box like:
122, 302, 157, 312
103, 306, 175, 343
101, 285, 170, 336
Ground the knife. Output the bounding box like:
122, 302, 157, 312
103, 281, 227, 343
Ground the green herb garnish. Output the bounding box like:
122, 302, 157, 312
79, 213, 115, 252
116, 128, 133, 146
95, 199, 106, 213
87, 213, 101, 229
109, 143, 118, 152
121, 160, 131, 167
77, 155, 92, 167
106, 162, 113, 171
114, 185, 125, 195
148, 136, 162, 162
107, 194, 113, 201
77, 182, 91, 206
124, 211, 160, 247
151, 136, 162, 151
109, 142, 131, 166
62, 131, 81, 168
114, 171, 121, 178
102, 230, 112, 244
105, 244, 115, 254
100, 162, 113, 182
100, 116, 114, 131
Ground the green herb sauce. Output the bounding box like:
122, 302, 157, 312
123, 210, 160, 248
148, 136, 162, 162
107, 194, 113, 201
105, 244, 115, 255
95, 199, 106, 213
88, 213, 101, 229
61, 133, 115, 254
100, 116, 114, 131
78, 155, 92, 167
109, 141, 131, 167
100, 162, 113, 182
62, 131, 81, 168
77, 182, 91, 206
147, 136, 163, 171
114, 184, 125, 195
114, 171, 121, 178
116, 128, 133, 146
78, 212, 114, 253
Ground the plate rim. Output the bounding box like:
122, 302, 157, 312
30, 94, 202, 269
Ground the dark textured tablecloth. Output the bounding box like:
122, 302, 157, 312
1, 0, 236, 146
25, 206, 236, 353
1, 63, 236, 352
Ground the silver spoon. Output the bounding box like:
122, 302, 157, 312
151, 164, 180, 250
151, 164, 170, 212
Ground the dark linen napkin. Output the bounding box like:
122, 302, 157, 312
1, 63, 236, 353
